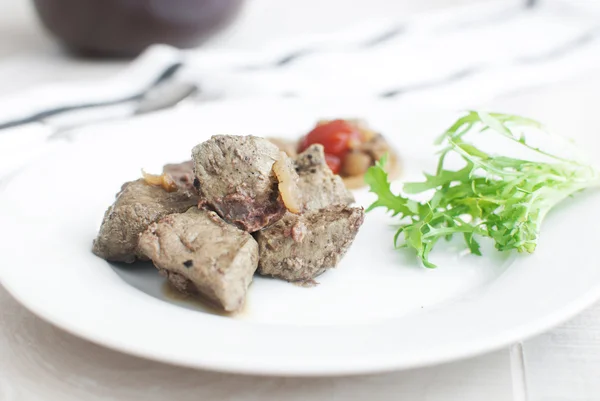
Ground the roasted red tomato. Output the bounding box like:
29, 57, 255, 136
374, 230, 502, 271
324, 154, 342, 174
299, 119, 361, 158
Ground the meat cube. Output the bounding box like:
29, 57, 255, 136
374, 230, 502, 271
192, 135, 293, 232
139, 208, 259, 312
162, 160, 195, 191
92, 179, 198, 263
295, 144, 354, 211
254, 145, 360, 282
255, 205, 365, 282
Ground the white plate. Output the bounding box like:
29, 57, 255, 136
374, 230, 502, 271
1, 98, 600, 376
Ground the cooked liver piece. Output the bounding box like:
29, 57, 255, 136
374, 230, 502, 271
255, 205, 365, 282
192, 135, 289, 232
295, 144, 355, 211
163, 160, 195, 191
139, 208, 259, 312
92, 179, 198, 263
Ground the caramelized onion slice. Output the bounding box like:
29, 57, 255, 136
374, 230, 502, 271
142, 170, 178, 192
272, 152, 303, 214
268, 137, 298, 158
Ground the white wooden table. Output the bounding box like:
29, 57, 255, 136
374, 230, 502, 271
1, 1, 600, 400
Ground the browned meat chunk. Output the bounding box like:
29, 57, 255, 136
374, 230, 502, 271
139, 208, 258, 312
255, 205, 365, 282
92, 179, 198, 263
295, 144, 354, 211
162, 160, 195, 191
192, 135, 296, 232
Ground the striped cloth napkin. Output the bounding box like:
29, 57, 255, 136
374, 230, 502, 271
181, 0, 600, 107
1, 0, 599, 179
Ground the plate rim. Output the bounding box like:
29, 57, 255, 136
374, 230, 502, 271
3, 273, 600, 376
2, 98, 600, 376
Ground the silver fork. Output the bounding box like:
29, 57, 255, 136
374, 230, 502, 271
47, 80, 199, 141
0, 45, 190, 132
0, 46, 200, 180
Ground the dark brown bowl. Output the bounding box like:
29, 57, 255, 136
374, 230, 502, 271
33, 0, 245, 57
